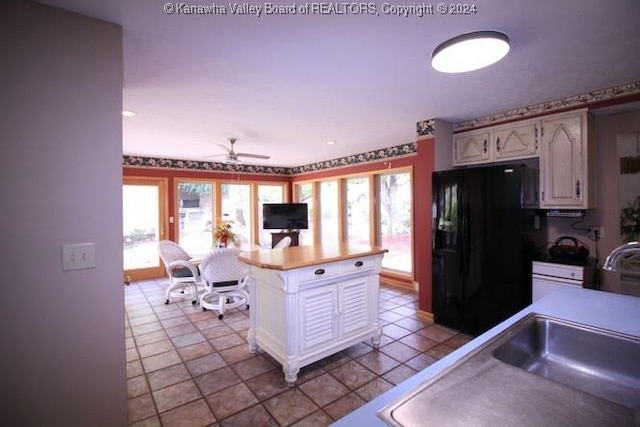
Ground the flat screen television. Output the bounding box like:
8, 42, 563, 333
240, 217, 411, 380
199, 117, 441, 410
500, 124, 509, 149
263, 203, 309, 230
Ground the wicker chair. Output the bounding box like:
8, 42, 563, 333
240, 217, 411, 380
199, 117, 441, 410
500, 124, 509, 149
273, 236, 292, 248
158, 240, 203, 305
199, 247, 249, 319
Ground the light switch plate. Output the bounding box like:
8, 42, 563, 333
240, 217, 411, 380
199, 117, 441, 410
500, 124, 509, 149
62, 243, 96, 271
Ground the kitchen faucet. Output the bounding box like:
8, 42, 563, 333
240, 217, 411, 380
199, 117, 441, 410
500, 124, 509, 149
602, 241, 640, 271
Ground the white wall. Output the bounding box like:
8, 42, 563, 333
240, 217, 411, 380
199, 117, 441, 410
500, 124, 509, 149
433, 119, 453, 171
0, 2, 126, 425
594, 108, 640, 291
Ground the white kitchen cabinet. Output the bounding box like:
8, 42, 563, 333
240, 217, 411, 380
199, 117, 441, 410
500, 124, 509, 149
299, 276, 372, 355
492, 119, 539, 161
453, 129, 491, 165
539, 109, 595, 209
451, 109, 594, 209
453, 120, 539, 166
240, 244, 385, 385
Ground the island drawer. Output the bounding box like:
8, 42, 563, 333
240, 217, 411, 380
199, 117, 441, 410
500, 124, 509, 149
296, 257, 375, 283
297, 262, 341, 283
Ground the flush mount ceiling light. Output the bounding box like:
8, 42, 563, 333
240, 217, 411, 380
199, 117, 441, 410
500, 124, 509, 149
431, 30, 510, 73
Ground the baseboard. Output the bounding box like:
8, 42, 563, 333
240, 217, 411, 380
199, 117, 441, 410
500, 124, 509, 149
417, 309, 434, 322
380, 272, 413, 290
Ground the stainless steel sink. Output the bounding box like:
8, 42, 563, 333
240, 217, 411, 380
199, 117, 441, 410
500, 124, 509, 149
378, 313, 640, 426
493, 314, 640, 410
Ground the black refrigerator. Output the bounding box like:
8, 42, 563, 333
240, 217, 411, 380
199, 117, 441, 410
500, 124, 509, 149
432, 164, 540, 336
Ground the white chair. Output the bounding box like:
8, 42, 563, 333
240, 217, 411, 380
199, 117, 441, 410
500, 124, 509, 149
158, 240, 203, 305
273, 236, 292, 248
199, 247, 250, 319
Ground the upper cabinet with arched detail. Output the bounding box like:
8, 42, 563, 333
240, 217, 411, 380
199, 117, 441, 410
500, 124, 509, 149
540, 109, 595, 209
493, 119, 540, 161
451, 108, 595, 209
453, 118, 540, 166
453, 129, 491, 165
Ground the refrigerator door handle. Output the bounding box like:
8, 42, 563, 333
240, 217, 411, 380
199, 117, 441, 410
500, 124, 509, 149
460, 189, 470, 276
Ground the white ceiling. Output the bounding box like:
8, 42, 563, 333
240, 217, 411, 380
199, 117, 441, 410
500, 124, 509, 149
39, 0, 640, 167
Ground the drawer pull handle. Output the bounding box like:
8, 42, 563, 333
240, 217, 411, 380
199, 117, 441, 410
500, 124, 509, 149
355, 261, 364, 267
314, 268, 325, 275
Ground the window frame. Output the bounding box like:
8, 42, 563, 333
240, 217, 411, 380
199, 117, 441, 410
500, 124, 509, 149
294, 165, 414, 280
174, 178, 289, 249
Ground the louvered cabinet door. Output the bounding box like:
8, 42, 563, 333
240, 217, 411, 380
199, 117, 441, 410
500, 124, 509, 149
339, 277, 372, 338
299, 285, 338, 354
298, 276, 374, 354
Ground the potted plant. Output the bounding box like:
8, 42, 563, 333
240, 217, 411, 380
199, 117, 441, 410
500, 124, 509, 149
621, 195, 640, 243
214, 218, 235, 248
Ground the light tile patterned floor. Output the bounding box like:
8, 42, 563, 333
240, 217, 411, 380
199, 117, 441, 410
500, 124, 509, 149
126, 279, 472, 426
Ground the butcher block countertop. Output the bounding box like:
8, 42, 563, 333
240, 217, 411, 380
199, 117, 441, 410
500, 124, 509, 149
238, 243, 387, 271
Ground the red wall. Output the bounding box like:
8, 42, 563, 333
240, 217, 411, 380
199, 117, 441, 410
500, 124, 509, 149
124, 139, 436, 313
414, 137, 434, 314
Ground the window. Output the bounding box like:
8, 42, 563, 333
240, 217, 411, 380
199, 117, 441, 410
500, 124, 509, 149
320, 180, 339, 245
293, 167, 413, 278
123, 184, 160, 271
295, 183, 315, 245
123, 177, 167, 280
177, 181, 213, 257
378, 171, 412, 275
258, 184, 284, 247
221, 183, 252, 247
346, 177, 371, 245
175, 179, 287, 251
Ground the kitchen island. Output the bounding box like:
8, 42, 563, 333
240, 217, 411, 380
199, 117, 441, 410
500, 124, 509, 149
333, 286, 640, 426
239, 243, 387, 385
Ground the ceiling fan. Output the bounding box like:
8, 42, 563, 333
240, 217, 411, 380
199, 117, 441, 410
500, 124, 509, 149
206, 138, 271, 164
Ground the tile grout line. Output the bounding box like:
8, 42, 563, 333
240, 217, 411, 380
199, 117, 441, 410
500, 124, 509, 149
126, 279, 471, 426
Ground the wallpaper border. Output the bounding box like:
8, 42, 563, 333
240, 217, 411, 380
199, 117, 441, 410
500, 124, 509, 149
123, 81, 639, 175
123, 142, 418, 176
451, 80, 640, 132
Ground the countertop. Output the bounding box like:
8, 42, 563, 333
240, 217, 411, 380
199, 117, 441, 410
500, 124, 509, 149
238, 243, 387, 271
332, 287, 640, 426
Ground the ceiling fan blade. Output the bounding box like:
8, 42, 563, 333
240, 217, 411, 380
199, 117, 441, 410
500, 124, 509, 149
237, 152, 271, 160
203, 153, 227, 159
217, 144, 232, 153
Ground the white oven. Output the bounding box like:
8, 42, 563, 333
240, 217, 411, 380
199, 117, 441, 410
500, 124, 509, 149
532, 260, 595, 302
